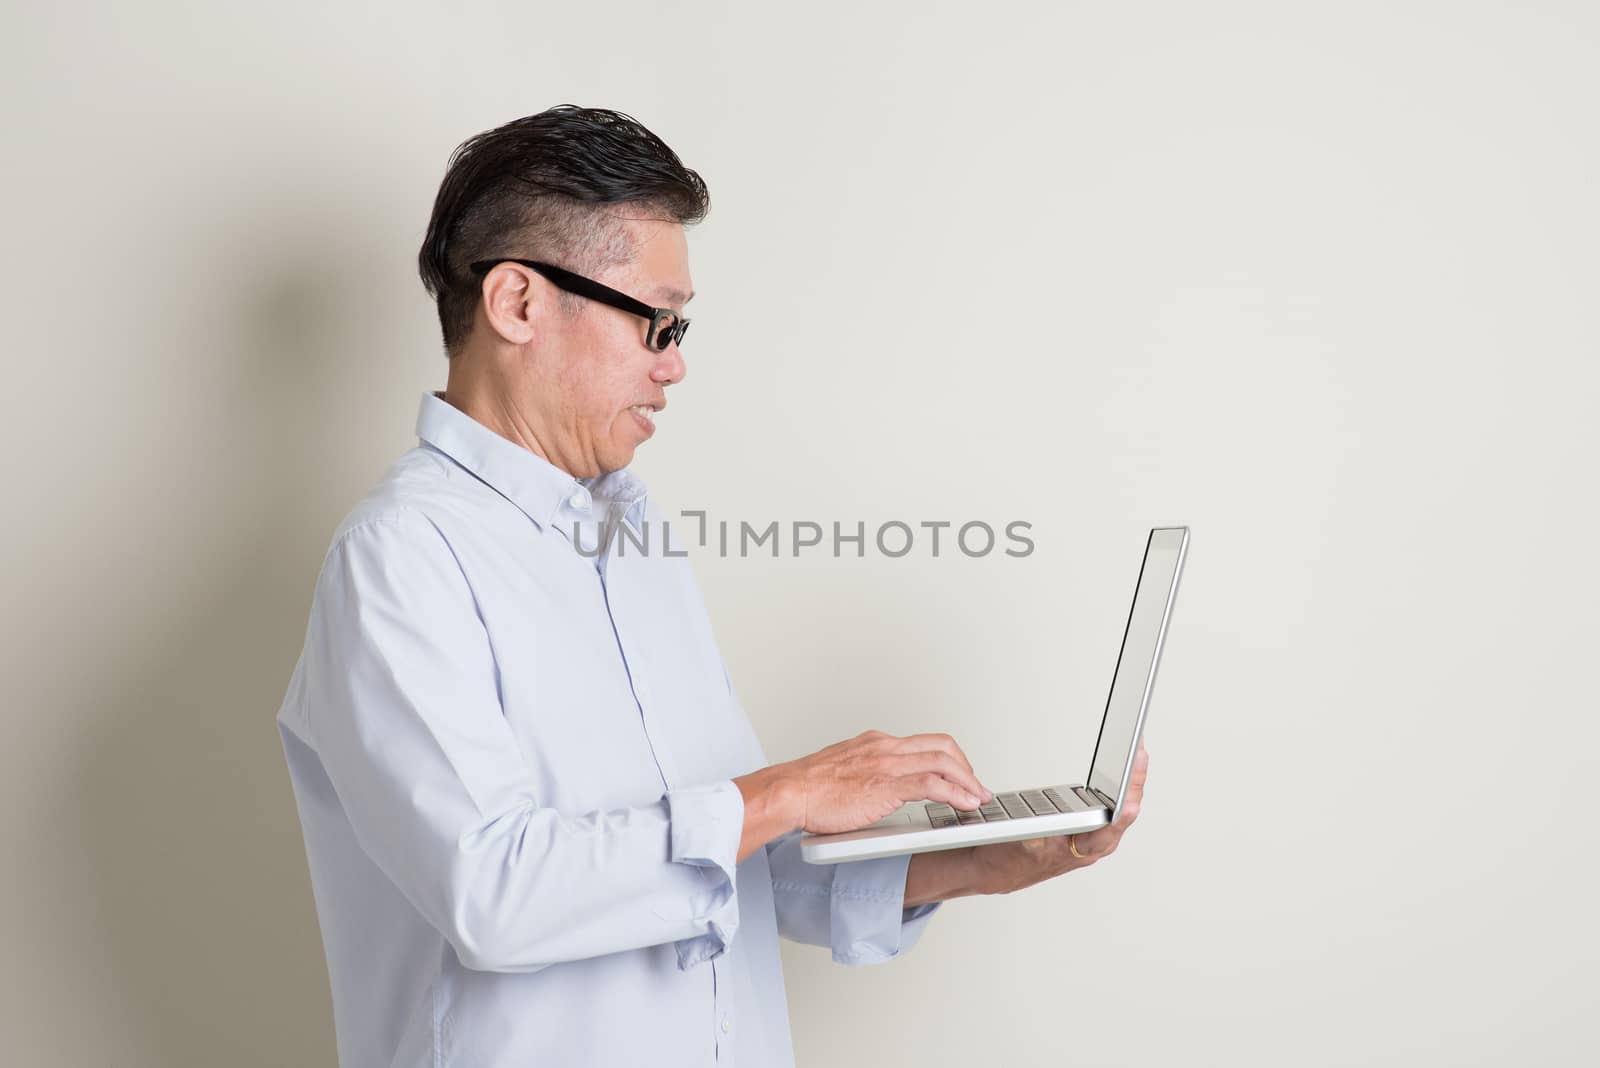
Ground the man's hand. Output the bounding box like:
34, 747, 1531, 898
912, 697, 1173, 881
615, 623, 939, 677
733, 730, 991, 860
904, 745, 1149, 904
970, 744, 1149, 895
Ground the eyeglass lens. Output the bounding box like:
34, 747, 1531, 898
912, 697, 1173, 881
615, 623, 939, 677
652, 312, 681, 352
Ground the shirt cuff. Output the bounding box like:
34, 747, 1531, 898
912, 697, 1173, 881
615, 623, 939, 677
666, 779, 745, 970
828, 851, 942, 965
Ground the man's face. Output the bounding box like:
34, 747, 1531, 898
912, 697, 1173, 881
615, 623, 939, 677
522, 216, 693, 477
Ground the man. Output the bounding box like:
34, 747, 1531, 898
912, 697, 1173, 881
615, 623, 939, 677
277, 105, 1148, 1067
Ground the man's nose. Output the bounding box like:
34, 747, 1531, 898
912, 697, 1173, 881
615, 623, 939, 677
652, 341, 687, 386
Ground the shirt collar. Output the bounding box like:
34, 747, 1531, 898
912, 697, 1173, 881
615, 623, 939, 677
415, 391, 649, 533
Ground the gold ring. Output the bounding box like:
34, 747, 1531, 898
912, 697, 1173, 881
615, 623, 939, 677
1068, 835, 1086, 860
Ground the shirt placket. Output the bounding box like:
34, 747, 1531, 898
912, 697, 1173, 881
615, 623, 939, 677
610, 503, 738, 1061
713, 954, 735, 1062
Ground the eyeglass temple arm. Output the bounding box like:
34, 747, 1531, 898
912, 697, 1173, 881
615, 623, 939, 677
474, 259, 658, 321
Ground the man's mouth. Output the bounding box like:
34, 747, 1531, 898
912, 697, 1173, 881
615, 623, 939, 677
629, 404, 657, 432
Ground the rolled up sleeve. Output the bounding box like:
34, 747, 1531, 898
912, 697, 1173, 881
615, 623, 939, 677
665, 780, 745, 968
298, 511, 746, 973
765, 831, 941, 965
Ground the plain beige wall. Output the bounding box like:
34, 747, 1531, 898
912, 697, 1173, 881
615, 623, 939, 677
4, 1, 1597, 1064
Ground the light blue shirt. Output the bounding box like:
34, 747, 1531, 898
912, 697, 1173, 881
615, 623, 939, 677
276, 391, 938, 1067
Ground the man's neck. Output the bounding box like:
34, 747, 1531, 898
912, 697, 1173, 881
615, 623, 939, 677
443, 344, 609, 479
440, 383, 548, 457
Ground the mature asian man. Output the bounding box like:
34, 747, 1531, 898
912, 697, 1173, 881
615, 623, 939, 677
276, 105, 1148, 1068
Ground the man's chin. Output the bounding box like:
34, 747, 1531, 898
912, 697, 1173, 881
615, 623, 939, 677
597, 446, 637, 475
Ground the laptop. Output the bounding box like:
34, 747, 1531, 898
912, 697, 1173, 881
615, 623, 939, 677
801, 526, 1189, 864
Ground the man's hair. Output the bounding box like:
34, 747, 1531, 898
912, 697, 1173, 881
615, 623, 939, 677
418, 105, 710, 356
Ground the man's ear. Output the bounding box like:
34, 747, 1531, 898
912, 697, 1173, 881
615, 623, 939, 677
480, 265, 537, 346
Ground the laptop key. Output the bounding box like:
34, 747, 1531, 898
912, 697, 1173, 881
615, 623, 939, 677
978, 800, 1008, 821
956, 809, 984, 824
1021, 791, 1055, 815
1073, 787, 1107, 810
997, 793, 1032, 819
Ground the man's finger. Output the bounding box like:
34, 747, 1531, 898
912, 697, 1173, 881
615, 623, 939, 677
1129, 746, 1150, 786
899, 772, 985, 810
889, 737, 988, 798
893, 732, 981, 784
1081, 820, 1128, 855
1073, 828, 1115, 858
880, 751, 986, 801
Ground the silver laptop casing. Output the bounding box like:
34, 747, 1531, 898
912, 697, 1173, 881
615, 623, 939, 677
801, 526, 1188, 864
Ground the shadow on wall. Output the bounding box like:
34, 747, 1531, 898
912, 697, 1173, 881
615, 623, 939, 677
70, 200, 399, 1066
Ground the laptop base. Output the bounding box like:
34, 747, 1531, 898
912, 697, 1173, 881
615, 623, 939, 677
800, 783, 1110, 864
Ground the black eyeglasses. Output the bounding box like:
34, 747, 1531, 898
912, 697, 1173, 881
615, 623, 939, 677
469, 258, 690, 352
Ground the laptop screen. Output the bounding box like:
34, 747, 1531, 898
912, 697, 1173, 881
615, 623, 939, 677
1086, 527, 1188, 805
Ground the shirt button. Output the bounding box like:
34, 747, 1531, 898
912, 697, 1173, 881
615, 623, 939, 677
720, 1014, 732, 1035
567, 491, 589, 511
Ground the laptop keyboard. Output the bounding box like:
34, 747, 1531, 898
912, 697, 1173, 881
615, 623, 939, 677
926, 788, 1078, 828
